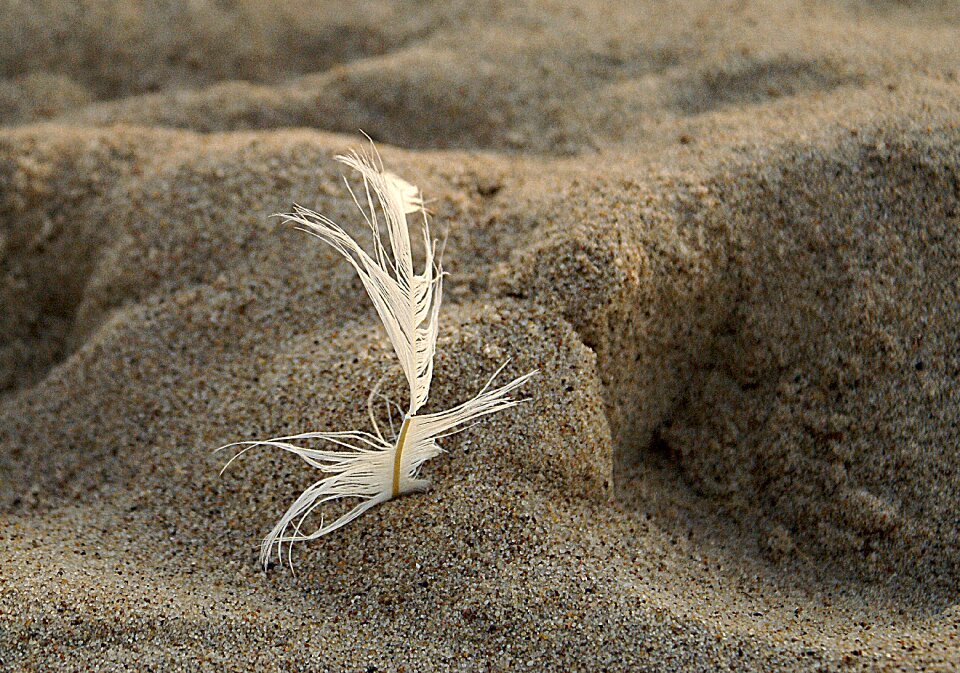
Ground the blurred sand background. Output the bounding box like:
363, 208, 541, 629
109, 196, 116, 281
2, 1, 960, 670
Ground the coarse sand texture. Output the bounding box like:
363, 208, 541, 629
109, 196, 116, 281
2, 1, 960, 671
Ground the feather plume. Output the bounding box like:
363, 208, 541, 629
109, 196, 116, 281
287, 146, 441, 414
219, 143, 534, 569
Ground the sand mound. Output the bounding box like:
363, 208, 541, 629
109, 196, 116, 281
3, 1, 960, 670
500, 108, 960, 597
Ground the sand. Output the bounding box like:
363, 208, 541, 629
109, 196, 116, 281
2, 1, 960, 670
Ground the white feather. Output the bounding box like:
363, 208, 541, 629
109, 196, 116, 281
286, 146, 441, 415
219, 143, 534, 569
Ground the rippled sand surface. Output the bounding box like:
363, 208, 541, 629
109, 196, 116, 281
2, 2, 960, 670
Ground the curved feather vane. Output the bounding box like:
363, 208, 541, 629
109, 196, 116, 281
219, 143, 535, 569
283, 146, 441, 415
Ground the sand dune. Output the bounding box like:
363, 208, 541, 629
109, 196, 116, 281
2, 1, 960, 671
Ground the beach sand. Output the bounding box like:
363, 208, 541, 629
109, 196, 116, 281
2, 1, 960, 670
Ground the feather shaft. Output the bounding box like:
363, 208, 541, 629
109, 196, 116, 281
392, 415, 412, 498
